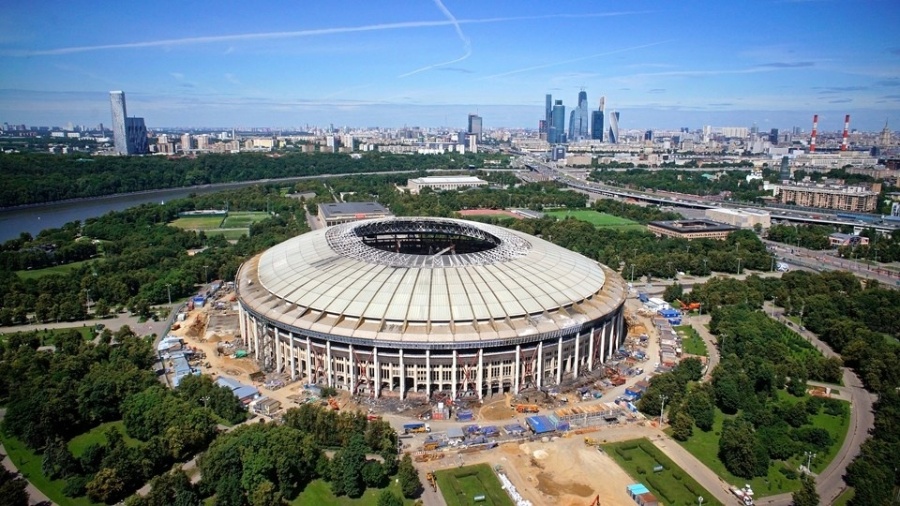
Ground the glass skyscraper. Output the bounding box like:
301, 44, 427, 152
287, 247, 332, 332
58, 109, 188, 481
109, 91, 129, 155
607, 111, 620, 144
591, 96, 605, 141
549, 100, 566, 144
568, 90, 589, 141
109, 91, 148, 155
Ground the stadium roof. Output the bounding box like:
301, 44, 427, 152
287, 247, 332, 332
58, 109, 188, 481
238, 217, 625, 345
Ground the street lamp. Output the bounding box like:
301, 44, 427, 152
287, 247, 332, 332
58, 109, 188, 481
165, 283, 172, 305
804, 451, 816, 474
630, 264, 635, 284
203, 264, 209, 284
702, 258, 708, 276
659, 395, 668, 427
698, 496, 704, 506
736, 257, 742, 275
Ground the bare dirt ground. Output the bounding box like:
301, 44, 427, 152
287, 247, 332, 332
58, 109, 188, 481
479, 394, 517, 421
424, 435, 635, 506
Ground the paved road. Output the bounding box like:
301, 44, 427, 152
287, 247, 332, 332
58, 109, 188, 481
0, 409, 55, 505
686, 314, 719, 380
0, 311, 172, 339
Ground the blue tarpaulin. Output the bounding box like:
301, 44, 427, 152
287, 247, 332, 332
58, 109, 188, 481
525, 415, 555, 434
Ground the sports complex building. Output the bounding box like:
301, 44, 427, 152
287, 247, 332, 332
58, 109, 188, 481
236, 217, 627, 400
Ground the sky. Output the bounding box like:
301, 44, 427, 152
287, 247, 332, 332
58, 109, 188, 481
1, 0, 898, 131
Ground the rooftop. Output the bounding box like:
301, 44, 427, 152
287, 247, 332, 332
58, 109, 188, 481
409, 175, 486, 184
648, 219, 738, 233
319, 201, 391, 219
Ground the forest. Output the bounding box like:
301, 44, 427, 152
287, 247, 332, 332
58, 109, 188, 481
0, 151, 505, 207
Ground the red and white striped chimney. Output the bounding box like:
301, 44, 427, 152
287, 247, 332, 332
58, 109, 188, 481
841, 114, 850, 151
810, 114, 818, 153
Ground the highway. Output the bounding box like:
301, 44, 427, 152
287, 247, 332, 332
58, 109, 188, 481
517, 153, 900, 233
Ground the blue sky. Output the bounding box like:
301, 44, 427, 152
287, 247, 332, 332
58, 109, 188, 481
1, 0, 898, 130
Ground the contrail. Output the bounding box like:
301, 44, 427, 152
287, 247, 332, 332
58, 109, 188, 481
398, 0, 472, 78
6, 11, 651, 57
477, 40, 674, 80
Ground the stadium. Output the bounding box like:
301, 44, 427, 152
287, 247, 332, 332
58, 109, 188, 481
236, 217, 627, 400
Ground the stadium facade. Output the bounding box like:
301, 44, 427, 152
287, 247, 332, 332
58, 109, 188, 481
236, 217, 627, 400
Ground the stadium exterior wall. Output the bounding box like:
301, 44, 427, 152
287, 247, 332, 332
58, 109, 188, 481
237, 294, 625, 400
235, 219, 628, 400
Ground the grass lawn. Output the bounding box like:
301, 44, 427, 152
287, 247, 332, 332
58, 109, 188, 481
221, 211, 269, 228
291, 477, 416, 505
0, 431, 100, 506
67, 420, 141, 457
602, 438, 721, 506
676, 325, 708, 356
832, 487, 854, 506
547, 209, 644, 230
435, 464, 512, 506
675, 395, 851, 497
205, 229, 249, 240
16, 259, 93, 280
169, 215, 225, 230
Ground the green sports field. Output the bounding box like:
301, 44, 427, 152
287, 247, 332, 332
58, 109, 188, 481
547, 209, 644, 230
435, 464, 512, 506
169, 215, 225, 230
221, 211, 270, 228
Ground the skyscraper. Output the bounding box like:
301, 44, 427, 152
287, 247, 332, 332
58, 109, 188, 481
549, 100, 566, 144
109, 91, 148, 155
591, 96, 605, 141
607, 111, 620, 144
542, 94, 552, 139
568, 90, 589, 141
109, 91, 128, 155
467, 114, 483, 141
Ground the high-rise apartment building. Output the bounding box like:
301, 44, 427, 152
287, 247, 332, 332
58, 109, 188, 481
568, 90, 589, 141
467, 114, 483, 141
181, 133, 192, 153
109, 91, 148, 155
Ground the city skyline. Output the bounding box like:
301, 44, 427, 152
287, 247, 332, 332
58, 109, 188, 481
0, 1, 898, 130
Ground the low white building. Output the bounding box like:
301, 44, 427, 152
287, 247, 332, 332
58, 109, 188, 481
705, 207, 771, 229
407, 175, 488, 194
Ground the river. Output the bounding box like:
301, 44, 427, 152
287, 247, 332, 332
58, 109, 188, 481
0, 180, 282, 242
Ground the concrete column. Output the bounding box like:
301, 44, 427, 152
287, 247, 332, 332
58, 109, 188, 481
398, 349, 405, 400
373, 346, 380, 399
607, 321, 615, 357
275, 330, 283, 373
254, 322, 261, 360
573, 332, 580, 379
588, 328, 595, 371
290, 335, 296, 380
305, 337, 312, 384
348, 344, 355, 395
600, 327, 607, 365
514, 344, 521, 394
425, 349, 431, 399
536, 341, 543, 389
451, 350, 458, 399
326, 341, 333, 388
477, 349, 484, 400
556, 337, 563, 384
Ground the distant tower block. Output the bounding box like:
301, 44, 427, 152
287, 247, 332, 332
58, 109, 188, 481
841, 114, 850, 151
810, 114, 818, 153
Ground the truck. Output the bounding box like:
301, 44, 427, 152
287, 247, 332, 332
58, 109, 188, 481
515, 404, 540, 413
403, 422, 431, 434
638, 292, 649, 303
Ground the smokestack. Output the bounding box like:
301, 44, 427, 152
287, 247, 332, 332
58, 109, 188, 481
810, 114, 818, 153
841, 114, 850, 151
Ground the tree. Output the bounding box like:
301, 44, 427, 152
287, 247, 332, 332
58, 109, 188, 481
397, 453, 423, 499
86, 467, 126, 504
214, 477, 244, 506
671, 412, 694, 441
336, 434, 367, 498
719, 419, 768, 479
0, 467, 29, 506
249, 481, 284, 506
377, 490, 404, 506
791, 473, 819, 506
361, 460, 385, 488
663, 282, 684, 303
